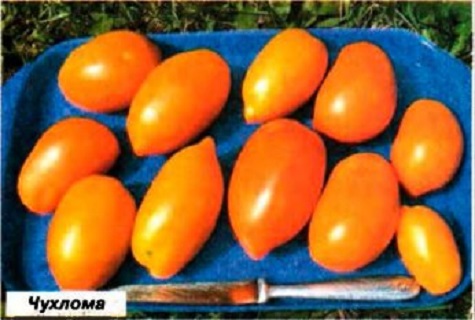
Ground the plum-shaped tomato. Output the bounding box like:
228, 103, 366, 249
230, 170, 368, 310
309, 153, 400, 272
18, 117, 119, 215
59, 30, 161, 113
242, 28, 328, 123
47, 175, 136, 290
313, 42, 396, 143
391, 99, 463, 197
397, 205, 462, 295
228, 119, 326, 260
132, 137, 224, 278
127, 49, 231, 156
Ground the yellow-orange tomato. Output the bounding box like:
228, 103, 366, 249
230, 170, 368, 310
47, 175, 136, 290
313, 42, 396, 143
309, 153, 400, 272
18, 117, 119, 215
397, 205, 462, 295
59, 30, 161, 113
242, 28, 328, 123
228, 119, 326, 260
391, 99, 463, 197
127, 49, 231, 156
132, 137, 223, 279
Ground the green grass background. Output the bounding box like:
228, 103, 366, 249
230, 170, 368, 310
1, 1, 472, 319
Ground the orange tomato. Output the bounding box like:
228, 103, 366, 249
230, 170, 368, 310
242, 28, 328, 123
309, 153, 400, 272
132, 137, 223, 279
228, 119, 326, 260
391, 99, 463, 197
397, 205, 462, 295
59, 30, 161, 113
47, 175, 136, 290
17, 117, 119, 215
127, 49, 231, 156
313, 42, 396, 143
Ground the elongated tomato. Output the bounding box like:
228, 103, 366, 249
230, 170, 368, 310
309, 153, 400, 272
391, 99, 463, 197
228, 119, 326, 260
132, 137, 224, 278
17, 117, 119, 215
243, 28, 328, 123
47, 175, 136, 290
313, 42, 396, 143
397, 205, 461, 295
127, 49, 231, 156
59, 30, 161, 113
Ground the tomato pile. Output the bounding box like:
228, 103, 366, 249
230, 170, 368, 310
17, 29, 464, 296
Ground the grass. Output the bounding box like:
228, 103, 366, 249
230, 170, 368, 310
1, 1, 471, 81
1, 1, 472, 319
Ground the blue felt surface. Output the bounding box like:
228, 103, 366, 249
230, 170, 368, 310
1, 29, 472, 312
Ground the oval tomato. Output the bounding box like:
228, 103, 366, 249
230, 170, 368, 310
58, 30, 161, 113
47, 175, 136, 290
313, 42, 396, 143
242, 28, 328, 123
397, 205, 462, 295
17, 117, 119, 215
132, 137, 223, 279
391, 99, 463, 197
127, 49, 231, 156
228, 119, 326, 260
309, 153, 400, 272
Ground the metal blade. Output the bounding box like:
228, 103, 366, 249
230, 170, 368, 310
265, 276, 420, 301
117, 280, 258, 305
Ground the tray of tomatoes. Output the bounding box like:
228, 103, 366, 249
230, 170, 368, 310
1, 28, 471, 312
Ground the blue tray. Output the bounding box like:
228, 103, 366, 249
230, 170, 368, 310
1, 29, 472, 312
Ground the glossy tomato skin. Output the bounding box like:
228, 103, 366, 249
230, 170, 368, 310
47, 175, 136, 290
391, 99, 463, 197
309, 153, 400, 272
228, 119, 326, 260
397, 205, 461, 295
243, 28, 328, 123
17, 117, 119, 215
313, 42, 396, 143
127, 49, 231, 156
132, 137, 224, 279
59, 30, 161, 113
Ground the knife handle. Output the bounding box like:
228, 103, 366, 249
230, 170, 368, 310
260, 276, 420, 302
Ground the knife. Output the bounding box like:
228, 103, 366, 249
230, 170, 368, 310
116, 276, 420, 305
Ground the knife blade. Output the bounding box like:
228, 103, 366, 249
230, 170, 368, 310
116, 276, 420, 305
